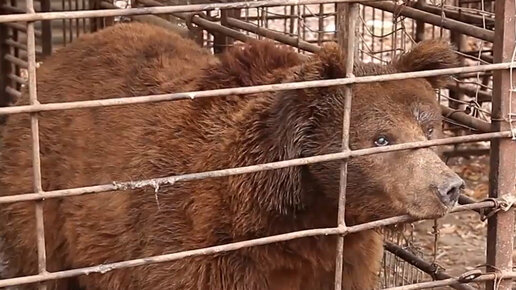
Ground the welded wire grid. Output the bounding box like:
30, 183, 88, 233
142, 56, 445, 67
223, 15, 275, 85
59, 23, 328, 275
0, 0, 514, 289
379, 226, 426, 287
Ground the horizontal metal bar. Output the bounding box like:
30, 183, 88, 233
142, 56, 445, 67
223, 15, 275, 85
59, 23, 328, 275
441, 105, 492, 132
7, 73, 27, 85
418, 3, 494, 28
0, 62, 513, 116
5, 86, 22, 99
4, 53, 28, 68
225, 17, 320, 52
0, 4, 26, 13
172, 12, 253, 43
0, 200, 499, 288
384, 241, 475, 290
363, 1, 495, 42
3, 22, 42, 37
447, 83, 491, 103
0, 130, 511, 205
0, 0, 377, 23
4, 38, 28, 51
443, 147, 489, 158
384, 271, 516, 290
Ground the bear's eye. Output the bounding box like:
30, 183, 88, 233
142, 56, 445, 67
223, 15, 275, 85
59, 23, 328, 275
374, 136, 389, 147
426, 127, 434, 137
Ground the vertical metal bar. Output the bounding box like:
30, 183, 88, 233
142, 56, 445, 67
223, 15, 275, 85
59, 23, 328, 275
486, 0, 516, 289
360, 5, 364, 60
296, 4, 301, 53
317, 4, 323, 45
302, 5, 306, 41
40, 0, 52, 56
448, 0, 466, 155
10, 0, 20, 93
415, 0, 425, 42
264, 7, 268, 30
88, 0, 98, 33
26, 0, 47, 288
81, 0, 85, 33
283, 5, 287, 36
391, 8, 397, 59
380, 10, 385, 61
289, 5, 295, 35
334, 2, 358, 289
67, 0, 72, 40
371, 7, 375, 57
0, 6, 11, 109
75, 0, 79, 37
213, 9, 231, 54
62, 0, 66, 45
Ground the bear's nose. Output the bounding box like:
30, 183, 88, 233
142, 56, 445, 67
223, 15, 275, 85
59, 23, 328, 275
437, 176, 465, 207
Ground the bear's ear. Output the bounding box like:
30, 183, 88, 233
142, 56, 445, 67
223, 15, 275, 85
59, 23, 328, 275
393, 39, 459, 88
304, 42, 348, 80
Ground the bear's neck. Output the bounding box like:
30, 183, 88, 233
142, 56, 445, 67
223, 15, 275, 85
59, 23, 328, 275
220, 93, 338, 238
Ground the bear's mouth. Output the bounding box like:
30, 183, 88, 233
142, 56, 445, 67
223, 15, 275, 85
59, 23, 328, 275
406, 203, 450, 220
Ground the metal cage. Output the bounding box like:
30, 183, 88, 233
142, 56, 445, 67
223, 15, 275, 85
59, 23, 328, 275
0, 0, 514, 289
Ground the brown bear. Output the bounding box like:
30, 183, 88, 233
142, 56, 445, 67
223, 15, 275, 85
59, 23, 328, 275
0, 22, 464, 290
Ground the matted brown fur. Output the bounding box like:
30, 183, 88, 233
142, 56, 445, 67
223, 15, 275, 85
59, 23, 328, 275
0, 22, 462, 290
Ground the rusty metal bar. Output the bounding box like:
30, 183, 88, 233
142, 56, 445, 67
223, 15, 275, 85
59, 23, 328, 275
4, 21, 42, 36
317, 4, 324, 46
4, 53, 28, 68
462, 50, 493, 63
213, 9, 231, 53
486, 0, 516, 289
5, 86, 21, 99
138, 0, 288, 47
0, 4, 25, 13
447, 83, 491, 103
215, 11, 338, 22
134, 0, 251, 46
4, 38, 27, 51
443, 147, 489, 158
384, 242, 475, 290
384, 271, 516, 290
25, 0, 48, 289
414, 0, 425, 42
447, 0, 466, 112
173, 12, 252, 44
4, 21, 27, 31
0, 16, 11, 108
40, 0, 52, 56
418, 2, 494, 28
7, 73, 26, 84
455, 71, 491, 79
0, 0, 380, 23
0, 200, 501, 288
225, 17, 319, 52
363, 1, 494, 42
0, 62, 514, 116
0, 130, 512, 205
334, 2, 357, 289
99, 1, 191, 38
441, 105, 492, 132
